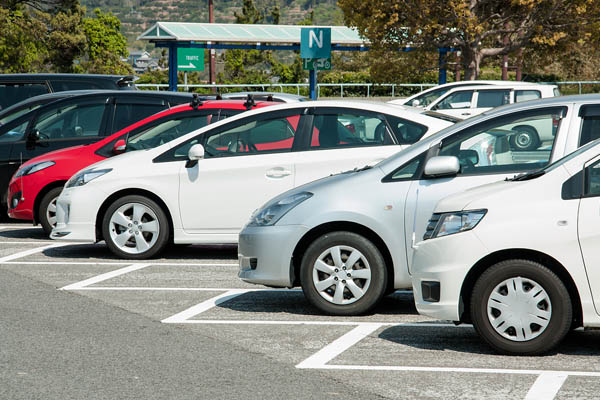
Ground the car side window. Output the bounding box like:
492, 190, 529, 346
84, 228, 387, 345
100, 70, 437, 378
386, 152, 426, 181
0, 83, 49, 110
515, 90, 541, 103
584, 160, 600, 197
435, 91, 473, 110
578, 106, 600, 147
438, 106, 566, 175
203, 114, 297, 157
112, 103, 166, 133
309, 113, 391, 149
33, 102, 106, 139
476, 90, 510, 108
385, 115, 427, 145
0, 119, 29, 142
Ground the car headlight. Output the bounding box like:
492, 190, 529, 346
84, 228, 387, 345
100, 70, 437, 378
65, 168, 112, 188
14, 161, 55, 178
248, 192, 313, 226
423, 209, 487, 240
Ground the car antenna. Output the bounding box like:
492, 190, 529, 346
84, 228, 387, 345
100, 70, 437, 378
190, 93, 203, 110
243, 94, 256, 110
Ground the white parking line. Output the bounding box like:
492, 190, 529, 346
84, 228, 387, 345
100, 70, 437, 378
60, 263, 153, 290
525, 372, 569, 399
7, 261, 238, 266
0, 243, 71, 263
296, 324, 382, 368
162, 289, 249, 323
0, 241, 55, 244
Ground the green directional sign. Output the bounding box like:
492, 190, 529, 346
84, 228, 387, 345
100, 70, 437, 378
303, 58, 331, 71
177, 48, 204, 71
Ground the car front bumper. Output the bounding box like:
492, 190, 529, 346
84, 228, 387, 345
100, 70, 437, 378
7, 178, 35, 221
412, 231, 488, 322
50, 186, 105, 243
238, 224, 309, 288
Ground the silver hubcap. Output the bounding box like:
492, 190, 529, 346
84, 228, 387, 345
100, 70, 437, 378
108, 203, 160, 254
515, 132, 532, 148
312, 245, 371, 305
487, 276, 552, 342
46, 197, 57, 228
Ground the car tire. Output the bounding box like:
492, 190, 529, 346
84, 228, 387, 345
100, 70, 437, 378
510, 126, 540, 151
39, 187, 63, 235
102, 195, 169, 260
300, 231, 387, 316
470, 259, 572, 355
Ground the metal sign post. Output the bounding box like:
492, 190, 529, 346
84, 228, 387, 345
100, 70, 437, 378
301, 27, 331, 99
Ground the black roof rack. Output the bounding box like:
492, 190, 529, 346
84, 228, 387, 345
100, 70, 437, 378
243, 94, 256, 110
190, 93, 204, 110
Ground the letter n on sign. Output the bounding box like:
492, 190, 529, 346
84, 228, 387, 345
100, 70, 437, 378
301, 28, 331, 59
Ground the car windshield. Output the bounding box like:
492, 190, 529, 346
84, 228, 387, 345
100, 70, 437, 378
0, 104, 42, 125
126, 115, 210, 151
407, 88, 448, 107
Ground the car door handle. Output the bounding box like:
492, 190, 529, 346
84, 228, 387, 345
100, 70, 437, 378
461, 112, 471, 116
266, 167, 292, 178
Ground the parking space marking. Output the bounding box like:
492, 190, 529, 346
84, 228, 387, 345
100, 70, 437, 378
162, 289, 249, 323
60, 263, 153, 290
7, 261, 237, 266
0, 241, 55, 244
296, 324, 382, 369
525, 372, 569, 400
0, 243, 71, 263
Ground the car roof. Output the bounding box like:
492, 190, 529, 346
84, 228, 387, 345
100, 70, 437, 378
0, 73, 135, 81
221, 92, 308, 102
0, 90, 100, 116
439, 84, 556, 92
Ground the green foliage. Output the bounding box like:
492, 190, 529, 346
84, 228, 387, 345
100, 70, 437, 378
41, 5, 86, 72
0, 8, 47, 72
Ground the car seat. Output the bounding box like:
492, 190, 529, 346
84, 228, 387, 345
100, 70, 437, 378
318, 116, 339, 148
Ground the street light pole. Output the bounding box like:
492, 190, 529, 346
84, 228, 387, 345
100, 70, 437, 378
209, 0, 216, 93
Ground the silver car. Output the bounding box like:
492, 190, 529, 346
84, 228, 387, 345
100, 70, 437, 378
238, 94, 600, 316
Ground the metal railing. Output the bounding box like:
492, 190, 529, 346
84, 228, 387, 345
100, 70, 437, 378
136, 81, 600, 98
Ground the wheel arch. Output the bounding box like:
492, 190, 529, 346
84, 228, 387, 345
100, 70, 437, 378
459, 248, 583, 328
33, 181, 68, 224
95, 188, 174, 243
291, 221, 394, 290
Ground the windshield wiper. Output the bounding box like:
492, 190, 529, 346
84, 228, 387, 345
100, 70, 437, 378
508, 169, 546, 181
330, 165, 373, 176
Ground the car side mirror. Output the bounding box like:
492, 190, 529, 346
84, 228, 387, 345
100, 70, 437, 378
424, 156, 460, 178
411, 99, 421, 107
185, 144, 205, 168
112, 139, 126, 155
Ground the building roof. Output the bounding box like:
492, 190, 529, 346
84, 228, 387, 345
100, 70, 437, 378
137, 22, 367, 45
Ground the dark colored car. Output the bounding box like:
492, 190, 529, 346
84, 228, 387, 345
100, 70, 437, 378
0, 90, 99, 127
0, 74, 136, 111
0, 90, 194, 208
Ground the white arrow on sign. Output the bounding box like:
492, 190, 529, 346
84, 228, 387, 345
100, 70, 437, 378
178, 62, 196, 68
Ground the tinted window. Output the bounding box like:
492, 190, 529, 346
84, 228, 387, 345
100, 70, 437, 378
579, 117, 600, 147
439, 107, 566, 175
386, 115, 427, 145
476, 90, 510, 108
435, 91, 473, 110
0, 119, 29, 142
585, 159, 600, 197
203, 114, 298, 157
388, 152, 426, 181
0, 83, 49, 110
50, 81, 104, 91
0, 104, 43, 125
515, 90, 541, 103
33, 102, 106, 139
112, 103, 165, 133
310, 113, 391, 149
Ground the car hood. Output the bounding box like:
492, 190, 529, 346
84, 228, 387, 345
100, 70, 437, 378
434, 179, 523, 213
19, 145, 86, 168
81, 148, 148, 172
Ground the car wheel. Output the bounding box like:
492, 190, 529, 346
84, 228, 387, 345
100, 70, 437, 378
300, 231, 387, 316
510, 126, 540, 151
470, 259, 572, 355
102, 195, 169, 259
39, 187, 63, 235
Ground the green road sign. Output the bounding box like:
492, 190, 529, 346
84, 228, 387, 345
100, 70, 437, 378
177, 48, 204, 71
303, 58, 331, 71
300, 27, 331, 59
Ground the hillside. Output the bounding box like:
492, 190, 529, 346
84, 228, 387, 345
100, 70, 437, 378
80, 0, 344, 50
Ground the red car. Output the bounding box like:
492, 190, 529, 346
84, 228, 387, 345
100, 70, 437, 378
8, 98, 274, 233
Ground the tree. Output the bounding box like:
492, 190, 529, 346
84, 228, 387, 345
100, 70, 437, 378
79, 8, 132, 74
40, 5, 86, 72
337, 0, 600, 80
0, 8, 47, 72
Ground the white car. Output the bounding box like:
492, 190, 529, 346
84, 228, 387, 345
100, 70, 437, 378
50, 101, 454, 259
237, 94, 600, 316
389, 80, 544, 108
411, 139, 600, 355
